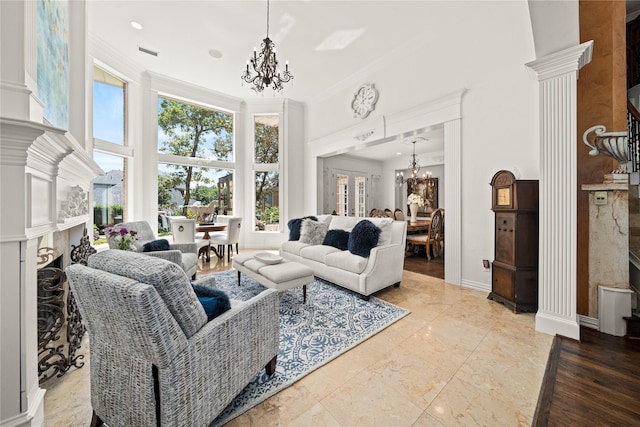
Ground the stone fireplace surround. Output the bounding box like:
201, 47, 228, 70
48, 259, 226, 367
0, 118, 102, 427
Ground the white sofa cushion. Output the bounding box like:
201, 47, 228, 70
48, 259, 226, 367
328, 216, 359, 231
366, 217, 394, 246
316, 214, 333, 225
259, 262, 314, 283
281, 240, 310, 256
324, 250, 368, 274
300, 245, 341, 263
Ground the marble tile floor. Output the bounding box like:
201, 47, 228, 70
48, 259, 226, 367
44, 249, 553, 426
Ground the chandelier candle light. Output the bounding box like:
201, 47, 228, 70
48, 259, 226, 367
396, 137, 432, 186
241, 0, 293, 93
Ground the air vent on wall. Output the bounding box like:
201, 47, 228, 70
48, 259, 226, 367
138, 46, 158, 56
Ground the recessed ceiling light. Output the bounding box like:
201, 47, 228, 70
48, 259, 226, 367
396, 152, 402, 156
208, 49, 223, 59
130, 21, 143, 30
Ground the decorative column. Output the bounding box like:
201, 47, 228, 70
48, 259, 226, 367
1, 123, 47, 427
525, 41, 594, 340
444, 118, 461, 286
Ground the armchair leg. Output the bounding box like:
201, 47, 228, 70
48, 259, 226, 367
265, 355, 277, 376
90, 411, 104, 427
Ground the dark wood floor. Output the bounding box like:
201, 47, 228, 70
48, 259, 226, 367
403, 251, 444, 279
533, 327, 640, 426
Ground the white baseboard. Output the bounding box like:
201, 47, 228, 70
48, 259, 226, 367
535, 311, 580, 339
579, 314, 599, 330
0, 387, 45, 427
460, 279, 490, 293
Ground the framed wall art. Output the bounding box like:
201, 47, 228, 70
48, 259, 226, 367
407, 178, 438, 217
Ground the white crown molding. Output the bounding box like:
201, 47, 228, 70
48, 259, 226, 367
89, 32, 145, 84
148, 71, 244, 113
525, 40, 594, 81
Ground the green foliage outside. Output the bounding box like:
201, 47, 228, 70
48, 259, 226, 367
254, 120, 280, 230
93, 203, 123, 229
262, 206, 279, 224
192, 184, 218, 205
254, 120, 279, 204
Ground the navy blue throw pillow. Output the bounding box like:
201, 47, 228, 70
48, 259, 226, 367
323, 229, 350, 251
348, 220, 381, 257
191, 284, 231, 321
141, 239, 170, 252
287, 216, 318, 241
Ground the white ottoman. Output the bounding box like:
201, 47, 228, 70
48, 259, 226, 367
232, 252, 314, 303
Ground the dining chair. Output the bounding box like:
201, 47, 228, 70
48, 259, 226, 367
170, 217, 211, 262
405, 208, 443, 260
210, 216, 242, 262
429, 209, 444, 258
394, 208, 405, 221
384, 208, 394, 218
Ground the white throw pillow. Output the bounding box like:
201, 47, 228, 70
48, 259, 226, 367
328, 216, 359, 232
366, 217, 393, 246
299, 218, 329, 245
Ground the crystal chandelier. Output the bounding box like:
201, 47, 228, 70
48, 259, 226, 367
396, 138, 432, 185
241, 0, 293, 93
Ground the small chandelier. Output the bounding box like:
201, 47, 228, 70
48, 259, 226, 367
396, 138, 431, 185
241, 0, 293, 93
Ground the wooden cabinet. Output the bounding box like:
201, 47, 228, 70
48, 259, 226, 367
488, 170, 539, 313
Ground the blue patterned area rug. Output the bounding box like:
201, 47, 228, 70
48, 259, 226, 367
209, 270, 410, 426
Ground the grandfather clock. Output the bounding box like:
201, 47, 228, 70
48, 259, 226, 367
488, 170, 539, 313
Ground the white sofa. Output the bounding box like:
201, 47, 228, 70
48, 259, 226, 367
280, 215, 407, 299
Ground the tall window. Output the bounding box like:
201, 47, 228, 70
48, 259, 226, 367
254, 115, 280, 232
336, 174, 348, 216
157, 97, 234, 223
356, 176, 366, 217
92, 66, 129, 235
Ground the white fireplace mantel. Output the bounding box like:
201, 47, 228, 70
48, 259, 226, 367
0, 117, 103, 243
0, 116, 102, 427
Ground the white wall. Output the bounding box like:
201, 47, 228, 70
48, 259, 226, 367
527, 0, 579, 58
306, 1, 539, 291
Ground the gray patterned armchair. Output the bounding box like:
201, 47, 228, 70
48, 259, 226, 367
66, 250, 279, 427
110, 220, 198, 278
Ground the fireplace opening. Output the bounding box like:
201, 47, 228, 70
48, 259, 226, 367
37, 255, 86, 384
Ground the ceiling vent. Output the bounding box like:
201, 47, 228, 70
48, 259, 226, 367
138, 46, 158, 57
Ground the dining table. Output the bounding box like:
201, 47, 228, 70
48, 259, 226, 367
195, 223, 227, 259
406, 218, 431, 233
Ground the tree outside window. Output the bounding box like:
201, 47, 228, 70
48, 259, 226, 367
157, 98, 234, 219
254, 115, 280, 231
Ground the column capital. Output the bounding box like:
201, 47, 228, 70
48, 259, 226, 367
525, 40, 594, 81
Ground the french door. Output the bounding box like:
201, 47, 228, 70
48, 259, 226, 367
334, 169, 367, 217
